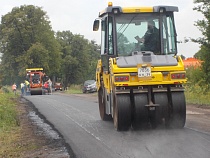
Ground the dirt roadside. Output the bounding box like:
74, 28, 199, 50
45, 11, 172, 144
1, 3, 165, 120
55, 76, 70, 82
14, 93, 210, 158
15, 97, 73, 158
185, 104, 210, 134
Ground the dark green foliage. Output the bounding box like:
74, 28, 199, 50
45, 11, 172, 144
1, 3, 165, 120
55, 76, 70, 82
193, 1, 210, 85
186, 67, 205, 86
0, 5, 100, 87
0, 5, 61, 84
55, 31, 100, 88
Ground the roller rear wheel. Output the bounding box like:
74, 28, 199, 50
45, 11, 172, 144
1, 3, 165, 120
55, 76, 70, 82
30, 88, 42, 95
113, 94, 131, 131
132, 93, 149, 130
168, 92, 186, 128
152, 93, 168, 128
98, 88, 112, 121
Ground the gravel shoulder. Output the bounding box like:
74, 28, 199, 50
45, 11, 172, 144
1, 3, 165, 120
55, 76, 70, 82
17, 97, 72, 158
185, 104, 210, 134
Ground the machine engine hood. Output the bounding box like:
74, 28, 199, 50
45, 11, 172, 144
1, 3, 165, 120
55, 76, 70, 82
116, 51, 178, 68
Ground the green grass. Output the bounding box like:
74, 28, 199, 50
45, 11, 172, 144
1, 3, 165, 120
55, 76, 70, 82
65, 84, 83, 94
0, 88, 22, 157
0, 90, 19, 131
185, 84, 210, 106
0, 87, 40, 157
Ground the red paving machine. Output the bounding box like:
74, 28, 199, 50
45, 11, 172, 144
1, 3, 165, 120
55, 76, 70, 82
26, 68, 48, 95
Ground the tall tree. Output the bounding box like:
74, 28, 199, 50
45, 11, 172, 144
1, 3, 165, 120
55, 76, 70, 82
193, 1, 210, 84
0, 5, 61, 85
56, 31, 100, 88
87, 40, 101, 79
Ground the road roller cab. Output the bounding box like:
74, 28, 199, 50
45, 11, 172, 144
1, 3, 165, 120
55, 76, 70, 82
26, 68, 48, 95
93, 2, 187, 131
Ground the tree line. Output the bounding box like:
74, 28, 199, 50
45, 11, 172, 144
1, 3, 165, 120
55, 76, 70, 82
0, 5, 100, 88
186, 0, 210, 90
1, 1, 210, 89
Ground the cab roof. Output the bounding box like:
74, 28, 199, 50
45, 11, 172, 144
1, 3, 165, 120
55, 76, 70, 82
26, 68, 43, 73
99, 5, 178, 17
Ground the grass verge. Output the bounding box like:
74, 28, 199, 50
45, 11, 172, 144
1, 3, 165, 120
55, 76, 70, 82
0, 87, 41, 158
64, 84, 98, 97
185, 84, 210, 106
65, 84, 83, 94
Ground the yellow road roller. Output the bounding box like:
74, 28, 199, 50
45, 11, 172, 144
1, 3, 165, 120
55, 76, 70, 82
93, 2, 187, 131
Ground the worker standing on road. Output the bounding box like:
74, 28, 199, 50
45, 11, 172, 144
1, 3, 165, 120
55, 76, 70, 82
48, 79, 52, 94
12, 83, 17, 95
25, 80, 30, 93
44, 82, 49, 94
20, 82, 25, 96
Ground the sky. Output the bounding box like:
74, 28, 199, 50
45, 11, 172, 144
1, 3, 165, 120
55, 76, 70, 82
0, 0, 204, 57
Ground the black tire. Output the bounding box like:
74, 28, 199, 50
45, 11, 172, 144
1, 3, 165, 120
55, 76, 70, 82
168, 92, 186, 128
98, 88, 112, 121
132, 93, 149, 130
152, 92, 168, 128
113, 94, 131, 131
30, 89, 42, 95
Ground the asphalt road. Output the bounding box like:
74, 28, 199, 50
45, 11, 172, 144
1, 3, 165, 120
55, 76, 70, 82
24, 93, 210, 158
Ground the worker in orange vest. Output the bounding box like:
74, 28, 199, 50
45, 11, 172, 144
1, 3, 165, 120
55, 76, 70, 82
12, 83, 17, 95
44, 82, 49, 94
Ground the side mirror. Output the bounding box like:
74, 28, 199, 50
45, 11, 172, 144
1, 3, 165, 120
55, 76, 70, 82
93, 20, 99, 31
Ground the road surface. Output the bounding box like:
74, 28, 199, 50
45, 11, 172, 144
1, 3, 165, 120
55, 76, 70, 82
24, 93, 210, 158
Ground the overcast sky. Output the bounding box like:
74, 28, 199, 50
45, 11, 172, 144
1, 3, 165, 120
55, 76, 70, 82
0, 0, 203, 57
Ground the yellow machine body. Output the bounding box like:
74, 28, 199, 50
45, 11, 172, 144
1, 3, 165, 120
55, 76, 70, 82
94, 2, 187, 131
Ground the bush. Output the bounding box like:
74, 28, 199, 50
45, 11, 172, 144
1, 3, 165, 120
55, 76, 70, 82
2, 86, 10, 93
184, 66, 210, 105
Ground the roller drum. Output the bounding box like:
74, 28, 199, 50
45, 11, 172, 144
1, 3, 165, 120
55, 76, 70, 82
30, 88, 43, 95
113, 94, 131, 131
132, 93, 149, 130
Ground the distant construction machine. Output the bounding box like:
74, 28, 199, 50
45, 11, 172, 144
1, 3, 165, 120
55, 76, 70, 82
93, 2, 187, 131
26, 68, 48, 95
